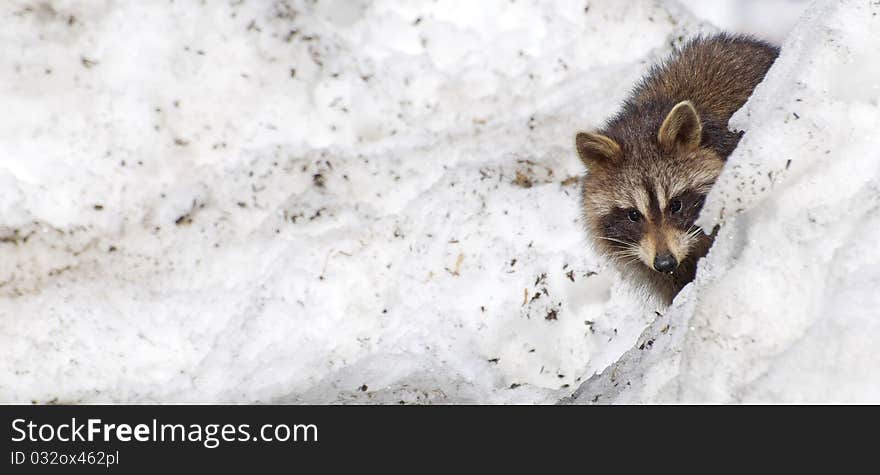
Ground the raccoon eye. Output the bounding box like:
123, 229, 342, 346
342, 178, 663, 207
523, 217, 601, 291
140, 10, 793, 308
669, 199, 683, 213
627, 209, 642, 222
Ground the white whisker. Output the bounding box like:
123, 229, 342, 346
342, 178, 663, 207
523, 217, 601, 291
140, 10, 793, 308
596, 236, 636, 247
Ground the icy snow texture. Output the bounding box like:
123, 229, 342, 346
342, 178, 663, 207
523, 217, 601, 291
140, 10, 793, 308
1, 0, 706, 403
2, 0, 873, 404
567, 0, 880, 404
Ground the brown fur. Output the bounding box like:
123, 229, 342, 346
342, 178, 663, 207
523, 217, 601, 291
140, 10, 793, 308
576, 34, 779, 303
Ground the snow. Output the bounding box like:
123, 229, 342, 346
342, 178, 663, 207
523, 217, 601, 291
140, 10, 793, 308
0, 0, 696, 403
676, 0, 811, 43
1, 0, 873, 404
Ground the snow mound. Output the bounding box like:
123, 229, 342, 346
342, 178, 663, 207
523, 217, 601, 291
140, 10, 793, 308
6, 0, 867, 405
0, 0, 710, 403
567, 0, 880, 404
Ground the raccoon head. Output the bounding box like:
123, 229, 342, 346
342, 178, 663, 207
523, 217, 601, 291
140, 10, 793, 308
576, 101, 723, 275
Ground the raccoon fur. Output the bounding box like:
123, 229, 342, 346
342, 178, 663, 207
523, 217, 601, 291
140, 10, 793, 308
575, 34, 779, 303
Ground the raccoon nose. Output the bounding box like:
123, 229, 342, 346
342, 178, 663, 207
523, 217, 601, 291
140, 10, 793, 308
653, 253, 678, 273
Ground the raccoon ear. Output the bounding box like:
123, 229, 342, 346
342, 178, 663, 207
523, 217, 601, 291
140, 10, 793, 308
658, 101, 702, 153
575, 132, 622, 168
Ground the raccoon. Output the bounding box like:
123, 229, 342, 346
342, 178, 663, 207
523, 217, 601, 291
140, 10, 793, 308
575, 34, 779, 303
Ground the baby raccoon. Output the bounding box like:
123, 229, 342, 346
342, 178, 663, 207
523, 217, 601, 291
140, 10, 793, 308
576, 34, 779, 303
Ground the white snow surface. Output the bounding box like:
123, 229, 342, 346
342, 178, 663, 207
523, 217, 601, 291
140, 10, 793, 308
676, 0, 811, 43
1, 0, 875, 404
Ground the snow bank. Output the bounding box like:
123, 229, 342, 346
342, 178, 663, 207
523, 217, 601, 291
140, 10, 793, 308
567, 0, 880, 404
5, 0, 865, 405
0, 0, 710, 403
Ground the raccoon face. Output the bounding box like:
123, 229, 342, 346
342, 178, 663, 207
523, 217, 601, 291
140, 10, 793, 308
576, 101, 723, 274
